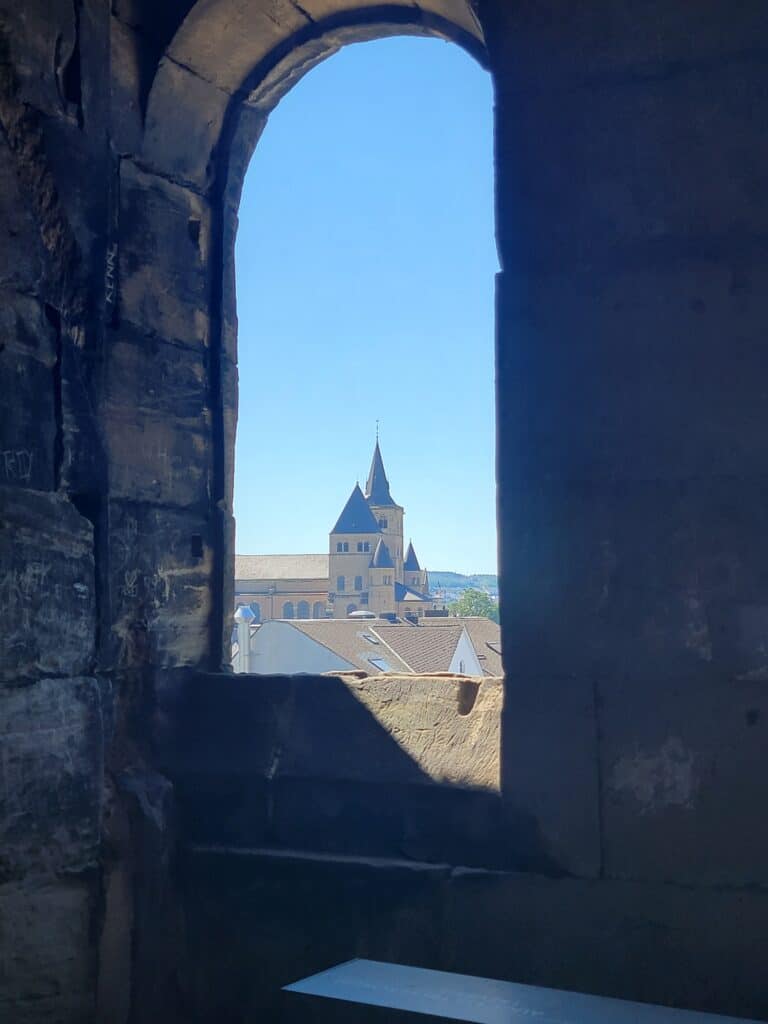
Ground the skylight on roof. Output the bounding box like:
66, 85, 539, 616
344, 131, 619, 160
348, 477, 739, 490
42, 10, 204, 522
361, 633, 379, 644
368, 656, 391, 672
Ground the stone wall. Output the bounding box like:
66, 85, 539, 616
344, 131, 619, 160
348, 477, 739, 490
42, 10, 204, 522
1, 1, 768, 1022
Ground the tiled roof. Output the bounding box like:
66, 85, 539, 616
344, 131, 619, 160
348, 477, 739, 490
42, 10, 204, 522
403, 541, 421, 571
370, 538, 394, 569
332, 483, 381, 534
372, 623, 465, 674
282, 619, 493, 677
365, 440, 397, 507
287, 620, 412, 675
235, 553, 329, 581
423, 616, 503, 676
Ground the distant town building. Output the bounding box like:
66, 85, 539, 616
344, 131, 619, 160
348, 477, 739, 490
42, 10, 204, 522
235, 440, 446, 621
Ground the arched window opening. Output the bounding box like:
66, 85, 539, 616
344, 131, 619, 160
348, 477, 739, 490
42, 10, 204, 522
231, 37, 498, 674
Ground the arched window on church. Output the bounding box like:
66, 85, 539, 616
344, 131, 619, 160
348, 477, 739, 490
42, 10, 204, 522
297, 600, 310, 618
283, 601, 294, 618
354, 575, 363, 591
312, 601, 324, 619
337, 576, 345, 592
346, 604, 357, 616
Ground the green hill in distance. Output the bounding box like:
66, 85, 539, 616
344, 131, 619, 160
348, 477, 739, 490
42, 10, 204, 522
429, 571, 498, 596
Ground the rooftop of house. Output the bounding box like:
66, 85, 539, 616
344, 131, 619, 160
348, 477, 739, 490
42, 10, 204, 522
271, 617, 501, 677
419, 616, 503, 676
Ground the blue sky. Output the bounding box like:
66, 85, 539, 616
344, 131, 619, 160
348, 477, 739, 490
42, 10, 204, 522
234, 36, 498, 575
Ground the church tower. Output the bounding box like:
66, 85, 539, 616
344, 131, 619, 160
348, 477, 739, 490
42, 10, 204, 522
364, 440, 404, 582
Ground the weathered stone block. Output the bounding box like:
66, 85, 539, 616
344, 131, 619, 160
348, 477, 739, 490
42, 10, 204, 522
500, 476, 768, 686
0, 488, 94, 681
103, 325, 211, 505
0, 351, 55, 492
107, 500, 213, 670
0, 0, 77, 120
0, 677, 104, 879
497, 263, 768, 482
485, 1, 768, 88
143, 58, 232, 190
0, 878, 95, 1023
495, 60, 768, 273
0, 291, 57, 492
600, 675, 768, 886
501, 676, 600, 877
165, 0, 305, 93
119, 159, 212, 348
0, 143, 45, 294
444, 870, 768, 1018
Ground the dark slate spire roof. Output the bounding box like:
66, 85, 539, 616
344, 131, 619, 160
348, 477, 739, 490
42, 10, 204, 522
331, 484, 380, 535
370, 538, 394, 569
403, 541, 421, 572
365, 440, 396, 507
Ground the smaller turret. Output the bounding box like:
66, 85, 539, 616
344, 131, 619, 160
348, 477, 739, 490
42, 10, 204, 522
403, 540, 428, 594
368, 538, 395, 615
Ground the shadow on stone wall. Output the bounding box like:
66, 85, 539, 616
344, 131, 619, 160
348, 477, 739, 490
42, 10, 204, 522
156, 672, 539, 870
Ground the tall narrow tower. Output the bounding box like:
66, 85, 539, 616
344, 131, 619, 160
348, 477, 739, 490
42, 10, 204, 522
364, 440, 404, 582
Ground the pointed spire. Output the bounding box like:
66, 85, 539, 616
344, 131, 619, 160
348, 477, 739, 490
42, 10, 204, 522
403, 541, 421, 572
331, 483, 380, 534
365, 439, 396, 507
370, 537, 394, 569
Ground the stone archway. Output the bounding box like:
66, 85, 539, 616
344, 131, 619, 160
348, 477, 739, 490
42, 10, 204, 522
117, 0, 488, 667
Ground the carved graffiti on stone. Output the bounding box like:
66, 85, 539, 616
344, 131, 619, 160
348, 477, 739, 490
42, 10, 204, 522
1, 448, 34, 482
104, 241, 118, 320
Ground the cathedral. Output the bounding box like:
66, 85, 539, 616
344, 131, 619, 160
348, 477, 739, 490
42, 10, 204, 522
234, 441, 446, 621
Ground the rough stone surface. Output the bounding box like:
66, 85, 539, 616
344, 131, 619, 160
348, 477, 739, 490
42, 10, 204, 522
0, 488, 95, 681
103, 326, 211, 506
107, 500, 214, 670
0, 677, 104, 880
0, 295, 57, 492
161, 673, 504, 866
0, 879, 95, 1024
119, 159, 212, 349
2, 1, 768, 1021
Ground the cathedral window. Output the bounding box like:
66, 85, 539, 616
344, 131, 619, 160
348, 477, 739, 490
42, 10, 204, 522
356, 541, 371, 553
312, 601, 324, 619
378, 518, 388, 529
336, 541, 349, 552
283, 601, 294, 618
297, 600, 310, 618
354, 575, 363, 591
337, 575, 346, 592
